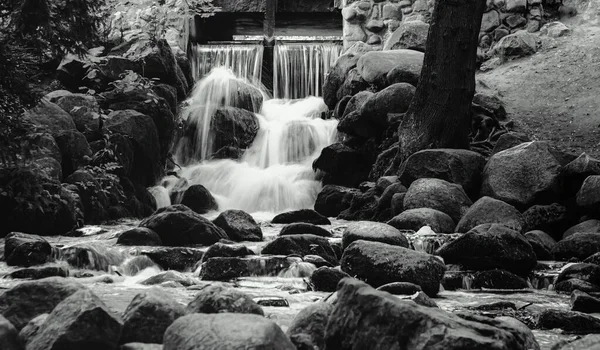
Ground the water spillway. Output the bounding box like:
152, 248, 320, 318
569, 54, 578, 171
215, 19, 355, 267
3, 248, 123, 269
190, 43, 264, 83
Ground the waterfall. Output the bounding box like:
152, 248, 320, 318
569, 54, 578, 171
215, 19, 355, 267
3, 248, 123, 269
273, 42, 343, 99
190, 43, 264, 82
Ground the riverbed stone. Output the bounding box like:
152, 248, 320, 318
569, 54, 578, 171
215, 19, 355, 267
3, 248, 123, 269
121, 343, 163, 350
164, 313, 295, 350
140, 270, 197, 287
200, 243, 253, 264
342, 221, 409, 249
436, 223, 537, 275
213, 209, 262, 242
376, 282, 423, 295
571, 290, 600, 313
525, 230, 556, 260
310, 267, 351, 292
472, 269, 529, 289
325, 278, 534, 349
200, 256, 294, 281
280, 223, 331, 237
455, 196, 524, 233
553, 233, 600, 261
287, 302, 333, 350
555, 278, 600, 294
272, 209, 330, 225
26, 289, 122, 350
4, 232, 52, 267
314, 185, 360, 217
404, 178, 473, 223
210, 107, 260, 151
552, 334, 600, 350
117, 227, 162, 246
120, 289, 185, 344
0, 277, 84, 330
480, 141, 562, 209
387, 208, 456, 233
262, 234, 337, 264
538, 309, 600, 334
8, 265, 69, 280
141, 246, 205, 271
179, 184, 218, 214
341, 240, 446, 296
139, 205, 228, 246
563, 220, 600, 239
557, 263, 600, 287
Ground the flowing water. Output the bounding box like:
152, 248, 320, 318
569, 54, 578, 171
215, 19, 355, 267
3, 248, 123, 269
190, 43, 264, 82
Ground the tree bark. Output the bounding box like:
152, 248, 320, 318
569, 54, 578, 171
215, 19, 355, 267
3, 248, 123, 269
395, 0, 486, 164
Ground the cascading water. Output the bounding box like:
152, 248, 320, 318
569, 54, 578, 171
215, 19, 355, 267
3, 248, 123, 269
190, 43, 264, 82
273, 42, 343, 99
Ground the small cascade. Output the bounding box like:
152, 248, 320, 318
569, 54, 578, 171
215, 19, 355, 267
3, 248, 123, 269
278, 261, 317, 278
273, 42, 343, 99
190, 43, 264, 82
55, 243, 129, 271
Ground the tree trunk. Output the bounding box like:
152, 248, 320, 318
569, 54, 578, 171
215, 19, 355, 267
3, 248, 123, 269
395, 0, 486, 164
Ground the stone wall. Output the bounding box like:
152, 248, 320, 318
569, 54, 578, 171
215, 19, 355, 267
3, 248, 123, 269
212, 0, 344, 12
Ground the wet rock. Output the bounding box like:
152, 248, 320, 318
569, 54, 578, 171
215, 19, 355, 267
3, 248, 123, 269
563, 220, 600, 240
557, 264, 600, 288
23, 99, 76, 137
471, 269, 529, 289
164, 313, 294, 350
481, 141, 561, 209
279, 223, 331, 237
200, 243, 253, 264
555, 279, 600, 294
325, 278, 534, 349
357, 49, 424, 88
180, 184, 218, 214
140, 271, 197, 287
400, 149, 486, 197
436, 223, 537, 275
314, 185, 359, 217
0, 277, 84, 330
185, 284, 263, 315
376, 282, 423, 295
341, 240, 446, 296
342, 221, 409, 249
404, 178, 473, 223
571, 290, 600, 313
313, 143, 371, 188
384, 20, 429, 52
139, 205, 228, 246
0, 315, 20, 350
272, 209, 330, 225
456, 196, 524, 233
303, 255, 333, 268
4, 233, 52, 267
261, 234, 337, 264
117, 227, 162, 246
388, 208, 455, 233
522, 203, 570, 237
553, 233, 600, 261
287, 302, 333, 350
18, 314, 47, 348
310, 267, 351, 292
140, 247, 204, 271
538, 309, 600, 334
212, 209, 262, 242
210, 107, 260, 151
360, 83, 415, 126
120, 289, 185, 344
471, 302, 517, 311
201, 256, 294, 281
26, 289, 122, 350
525, 230, 556, 260
121, 343, 163, 350
8, 265, 69, 280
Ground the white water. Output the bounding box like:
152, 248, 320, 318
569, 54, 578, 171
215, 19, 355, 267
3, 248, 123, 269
190, 43, 264, 82
154, 67, 338, 213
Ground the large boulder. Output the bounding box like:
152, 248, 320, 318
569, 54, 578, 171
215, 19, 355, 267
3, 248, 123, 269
480, 141, 562, 209
387, 208, 455, 233
272, 209, 330, 225
341, 240, 446, 296
455, 197, 524, 233
537, 309, 600, 334
383, 20, 430, 52
404, 178, 473, 223
436, 223, 537, 275
310, 267, 352, 292
562, 153, 600, 197
577, 175, 600, 210
553, 233, 600, 261
524, 230, 556, 260
571, 290, 600, 313
200, 256, 296, 281
399, 149, 486, 197
8, 265, 68, 280
0, 315, 19, 350
25, 289, 123, 350
120, 289, 185, 344
286, 302, 333, 350
185, 284, 263, 315
105, 109, 162, 186
280, 223, 331, 237
23, 99, 76, 137
522, 203, 570, 237
55, 93, 101, 141
563, 220, 600, 240
359, 83, 415, 126
313, 143, 371, 188
139, 205, 228, 246
163, 313, 295, 350
210, 107, 259, 151
325, 278, 534, 349
491, 30, 538, 60
54, 130, 92, 177
471, 269, 529, 289
142, 247, 204, 271
261, 234, 337, 265
179, 184, 218, 214
557, 263, 600, 287
323, 45, 372, 109
117, 227, 162, 246
200, 243, 254, 264
342, 221, 409, 249
356, 49, 424, 88
212, 210, 262, 242
4, 232, 52, 267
